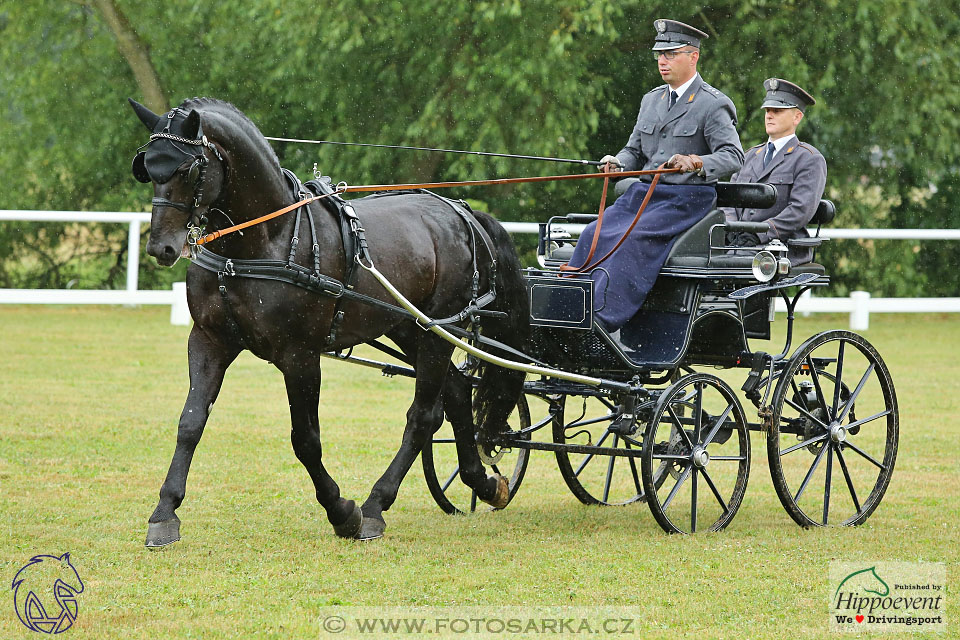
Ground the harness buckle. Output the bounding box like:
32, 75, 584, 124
186, 225, 202, 246
224, 258, 236, 276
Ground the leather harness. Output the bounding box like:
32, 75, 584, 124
189, 170, 517, 355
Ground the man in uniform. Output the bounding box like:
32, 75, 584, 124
722, 78, 827, 265
600, 19, 743, 182
568, 19, 743, 335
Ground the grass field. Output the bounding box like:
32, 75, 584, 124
1, 306, 956, 638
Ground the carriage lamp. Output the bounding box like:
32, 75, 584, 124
751, 250, 778, 282
765, 239, 791, 275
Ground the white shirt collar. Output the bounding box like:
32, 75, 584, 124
767, 134, 797, 154
669, 73, 699, 103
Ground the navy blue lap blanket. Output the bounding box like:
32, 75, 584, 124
566, 181, 717, 331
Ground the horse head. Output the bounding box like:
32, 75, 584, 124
129, 99, 227, 266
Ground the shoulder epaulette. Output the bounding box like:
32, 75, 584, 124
797, 142, 818, 155
698, 82, 724, 99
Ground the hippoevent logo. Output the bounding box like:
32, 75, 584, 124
11, 553, 84, 634
830, 562, 945, 633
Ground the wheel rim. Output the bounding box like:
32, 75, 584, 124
422, 393, 531, 514
642, 374, 750, 533
553, 394, 657, 506
768, 330, 898, 527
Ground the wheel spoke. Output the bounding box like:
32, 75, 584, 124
602, 435, 619, 502
691, 468, 698, 533
661, 464, 692, 511
693, 383, 704, 442
834, 446, 862, 513
700, 467, 729, 513
667, 405, 695, 449
822, 444, 833, 525
702, 403, 734, 447
783, 396, 830, 429
573, 430, 612, 477
780, 432, 829, 457
837, 363, 876, 423
794, 441, 829, 503
806, 355, 831, 421
842, 440, 886, 470
790, 378, 811, 412
441, 465, 460, 492
832, 341, 845, 417
709, 455, 747, 461
845, 409, 892, 431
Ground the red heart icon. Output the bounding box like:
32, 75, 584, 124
856, 615, 864, 623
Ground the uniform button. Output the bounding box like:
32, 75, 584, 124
661, 133, 667, 138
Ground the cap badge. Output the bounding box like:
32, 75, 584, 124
656, 20, 666, 32
768, 79, 779, 91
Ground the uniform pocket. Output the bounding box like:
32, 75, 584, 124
674, 123, 699, 137
639, 121, 656, 135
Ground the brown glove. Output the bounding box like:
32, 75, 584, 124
666, 154, 704, 173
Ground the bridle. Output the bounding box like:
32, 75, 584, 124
133, 109, 224, 236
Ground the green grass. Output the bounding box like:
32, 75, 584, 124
0, 306, 956, 638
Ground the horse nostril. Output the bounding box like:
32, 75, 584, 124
162, 245, 177, 259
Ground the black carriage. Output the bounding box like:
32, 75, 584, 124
419, 180, 899, 534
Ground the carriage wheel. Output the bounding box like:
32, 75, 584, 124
421, 392, 531, 514
553, 393, 670, 506
768, 330, 898, 527
641, 373, 751, 533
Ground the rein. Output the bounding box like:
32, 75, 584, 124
189, 168, 680, 246
194, 185, 346, 245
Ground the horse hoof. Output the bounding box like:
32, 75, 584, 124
332, 503, 363, 539
356, 517, 386, 541
482, 474, 510, 510
145, 517, 181, 548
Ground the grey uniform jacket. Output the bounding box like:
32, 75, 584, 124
721, 136, 827, 264
615, 74, 744, 184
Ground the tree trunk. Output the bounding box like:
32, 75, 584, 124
91, 0, 167, 112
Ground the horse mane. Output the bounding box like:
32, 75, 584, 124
178, 97, 280, 172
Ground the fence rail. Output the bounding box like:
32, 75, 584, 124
2, 209, 958, 328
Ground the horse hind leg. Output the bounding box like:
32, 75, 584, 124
282, 360, 361, 539
146, 328, 239, 548
358, 336, 458, 539
443, 366, 510, 507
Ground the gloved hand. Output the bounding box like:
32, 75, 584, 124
598, 155, 623, 173
665, 154, 703, 173
727, 231, 761, 247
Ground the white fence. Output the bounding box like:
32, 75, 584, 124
1, 210, 959, 328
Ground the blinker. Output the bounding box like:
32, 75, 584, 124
132, 152, 150, 183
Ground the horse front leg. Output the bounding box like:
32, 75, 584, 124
358, 336, 454, 540
282, 358, 362, 540
146, 327, 240, 548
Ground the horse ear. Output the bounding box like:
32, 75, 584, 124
182, 110, 201, 139
128, 98, 161, 131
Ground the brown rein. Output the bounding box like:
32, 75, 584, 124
192, 166, 681, 246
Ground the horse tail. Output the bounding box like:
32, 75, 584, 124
470, 211, 530, 436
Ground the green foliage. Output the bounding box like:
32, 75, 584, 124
1, 0, 958, 295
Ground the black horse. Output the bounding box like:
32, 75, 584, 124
129, 97, 528, 544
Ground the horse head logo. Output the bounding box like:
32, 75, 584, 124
835, 566, 890, 599
11, 553, 84, 634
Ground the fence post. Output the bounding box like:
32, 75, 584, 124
850, 290, 870, 331
170, 282, 190, 325
125, 220, 141, 308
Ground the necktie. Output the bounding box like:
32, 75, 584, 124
669, 90, 678, 109
763, 141, 775, 167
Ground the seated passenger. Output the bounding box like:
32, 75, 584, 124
566, 19, 743, 335
722, 78, 827, 265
